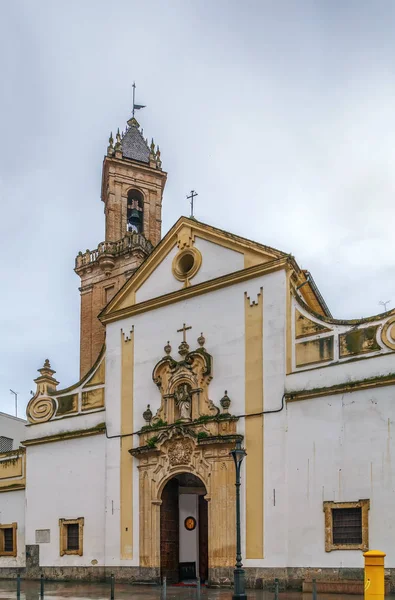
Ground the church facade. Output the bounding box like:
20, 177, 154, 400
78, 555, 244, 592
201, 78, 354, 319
1, 112, 395, 589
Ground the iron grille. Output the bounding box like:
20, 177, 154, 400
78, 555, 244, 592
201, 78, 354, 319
66, 524, 79, 551
0, 437, 13, 452
3, 528, 13, 553
332, 507, 362, 545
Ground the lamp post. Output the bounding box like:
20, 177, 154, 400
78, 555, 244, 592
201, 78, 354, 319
230, 439, 247, 600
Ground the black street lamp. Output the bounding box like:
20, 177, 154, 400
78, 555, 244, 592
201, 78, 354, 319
230, 439, 247, 600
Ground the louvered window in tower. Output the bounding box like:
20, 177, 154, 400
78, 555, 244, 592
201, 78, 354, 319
127, 189, 144, 234
332, 507, 362, 545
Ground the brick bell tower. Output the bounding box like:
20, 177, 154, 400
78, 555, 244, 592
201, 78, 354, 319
75, 115, 167, 378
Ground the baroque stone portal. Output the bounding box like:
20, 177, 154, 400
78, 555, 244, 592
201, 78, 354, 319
131, 336, 241, 581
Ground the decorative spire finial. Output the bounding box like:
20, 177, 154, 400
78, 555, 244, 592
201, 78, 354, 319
197, 332, 205, 348
107, 132, 115, 157
143, 404, 153, 424
220, 390, 231, 413
114, 128, 122, 153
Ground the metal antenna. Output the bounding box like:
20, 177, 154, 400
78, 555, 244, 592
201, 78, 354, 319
9, 389, 18, 417
379, 300, 391, 312
187, 190, 198, 218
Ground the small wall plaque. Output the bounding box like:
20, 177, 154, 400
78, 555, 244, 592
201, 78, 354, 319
35, 529, 50, 544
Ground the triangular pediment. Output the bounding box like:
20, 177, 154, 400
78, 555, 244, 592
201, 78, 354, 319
100, 217, 287, 323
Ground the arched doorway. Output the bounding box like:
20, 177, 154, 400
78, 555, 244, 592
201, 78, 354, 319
160, 473, 208, 584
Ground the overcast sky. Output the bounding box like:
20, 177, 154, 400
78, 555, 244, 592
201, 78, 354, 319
1, 0, 394, 417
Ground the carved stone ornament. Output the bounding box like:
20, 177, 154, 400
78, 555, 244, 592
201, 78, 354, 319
152, 340, 219, 424
174, 383, 192, 421
168, 438, 194, 466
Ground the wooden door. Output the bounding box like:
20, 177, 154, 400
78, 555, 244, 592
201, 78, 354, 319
198, 495, 208, 582
160, 479, 179, 583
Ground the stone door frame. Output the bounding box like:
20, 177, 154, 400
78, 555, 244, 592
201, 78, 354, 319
135, 432, 238, 578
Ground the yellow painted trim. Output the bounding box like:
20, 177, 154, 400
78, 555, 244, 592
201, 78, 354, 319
0, 484, 25, 493
121, 329, 134, 559
381, 316, 395, 350
101, 257, 288, 325
100, 216, 287, 319
286, 269, 293, 375
0, 450, 26, 492
286, 373, 395, 402
244, 249, 270, 269
245, 289, 264, 559
22, 424, 105, 446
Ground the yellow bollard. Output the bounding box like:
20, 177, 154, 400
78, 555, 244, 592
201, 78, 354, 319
364, 550, 386, 600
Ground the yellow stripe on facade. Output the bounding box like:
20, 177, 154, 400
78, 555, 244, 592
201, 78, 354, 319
121, 328, 134, 559
245, 290, 264, 559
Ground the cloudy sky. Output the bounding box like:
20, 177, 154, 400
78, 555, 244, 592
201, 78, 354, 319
1, 0, 394, 417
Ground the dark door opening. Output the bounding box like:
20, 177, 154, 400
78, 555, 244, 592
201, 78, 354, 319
160, 473, 208, 583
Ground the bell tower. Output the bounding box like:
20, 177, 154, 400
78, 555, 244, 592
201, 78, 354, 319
75, 115, 167, 378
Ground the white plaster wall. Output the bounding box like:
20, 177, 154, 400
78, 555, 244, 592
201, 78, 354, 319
287, 352, 395, 392
0, 490, 25, 567
107, 264, 395, 571
191, 237, 244, 285
23, 411, 105, 442
135, 244, 180, 303
285, 386, 395, 568
179, 494, 198, 568
25, 435, 105, 566
0, 413, 27, 449
106, 267, 288, 568
135, 237, 244, 304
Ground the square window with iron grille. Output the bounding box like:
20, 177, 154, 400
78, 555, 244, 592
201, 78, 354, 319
59, 518, 84, 556
0, 523, 17, 557
332, 507, 362, 545
0, 437, 13, 453
323, 500, 369, 552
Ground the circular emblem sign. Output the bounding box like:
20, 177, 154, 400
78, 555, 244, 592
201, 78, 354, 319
184, 516, 197, 531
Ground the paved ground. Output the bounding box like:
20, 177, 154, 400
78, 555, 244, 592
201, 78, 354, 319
0, 581, 382, 600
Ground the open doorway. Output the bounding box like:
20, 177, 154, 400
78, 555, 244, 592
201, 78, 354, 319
160, 473, 208, 583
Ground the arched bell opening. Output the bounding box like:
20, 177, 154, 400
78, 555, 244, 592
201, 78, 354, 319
126, 189, 144, 234
160, 473, 208, 584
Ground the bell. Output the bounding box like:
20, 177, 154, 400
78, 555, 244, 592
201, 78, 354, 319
130, 208, 140, 220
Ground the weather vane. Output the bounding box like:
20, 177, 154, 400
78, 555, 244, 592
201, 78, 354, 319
187, 190, 198, 218
132, 82, 146, 117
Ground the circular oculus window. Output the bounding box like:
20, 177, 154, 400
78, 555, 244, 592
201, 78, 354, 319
172, 247, 202, 282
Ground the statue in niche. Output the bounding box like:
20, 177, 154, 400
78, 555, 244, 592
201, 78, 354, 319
174, 383, 192, 421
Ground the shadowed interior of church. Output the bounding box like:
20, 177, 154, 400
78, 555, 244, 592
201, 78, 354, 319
160, 474, 208, 584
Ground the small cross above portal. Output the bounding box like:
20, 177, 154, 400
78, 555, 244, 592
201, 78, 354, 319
177, 323, 192, 343
187, 190, 198, 218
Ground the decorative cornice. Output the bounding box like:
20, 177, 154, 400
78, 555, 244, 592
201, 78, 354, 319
101, 256, 289, 324
22, 423, 106, 446
286, 372, 395, 402
0, 483, 25, 493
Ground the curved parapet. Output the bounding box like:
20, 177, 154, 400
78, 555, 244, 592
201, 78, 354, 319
291, 292, 395, 372
26, 346, 106, 424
